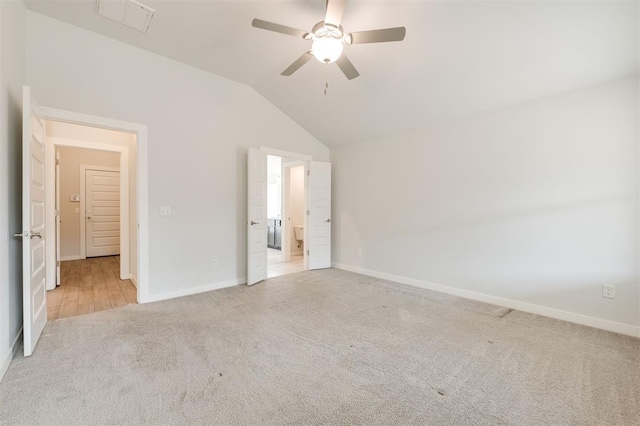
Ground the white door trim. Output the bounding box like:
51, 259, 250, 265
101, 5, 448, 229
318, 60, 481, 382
79, 165, 122, 260
259, 146, 313, 161
281, 160, 307, 264
41, 106, 149, 304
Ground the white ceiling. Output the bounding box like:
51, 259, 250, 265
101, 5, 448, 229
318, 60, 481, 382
24, 1, 639, 147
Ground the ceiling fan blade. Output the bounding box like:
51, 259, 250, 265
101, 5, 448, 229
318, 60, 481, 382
335, 54, 360, 80
251, 19, 308, 38
281, 52, 313, 76
347, 27, 406, 44
324, 0, 346, 29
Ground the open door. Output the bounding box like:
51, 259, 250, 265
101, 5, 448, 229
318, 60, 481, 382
247, 148, 267, 285
18, 86, 47, 356
308, 161, 332, 270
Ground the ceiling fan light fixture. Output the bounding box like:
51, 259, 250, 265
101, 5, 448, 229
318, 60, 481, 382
312, 37, 344, 63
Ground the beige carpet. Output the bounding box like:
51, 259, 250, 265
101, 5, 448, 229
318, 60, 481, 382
1, 269, 639, 425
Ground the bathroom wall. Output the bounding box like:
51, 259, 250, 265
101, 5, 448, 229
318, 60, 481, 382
289, 166, 305, 255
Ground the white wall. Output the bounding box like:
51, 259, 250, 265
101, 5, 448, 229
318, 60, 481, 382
26, 12, 329, 299
0, 0, 25, 381
332, 76, 639, 333
57, 146, 120, 259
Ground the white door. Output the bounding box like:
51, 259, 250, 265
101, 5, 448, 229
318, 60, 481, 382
85, 169, 120, 257
20, 86, 47, 357
247, 148, 267, 285
308, 161, 332, 270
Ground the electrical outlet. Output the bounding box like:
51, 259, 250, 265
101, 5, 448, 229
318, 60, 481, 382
356, 248, 362, 257
212, 259, 218, 268
602, 284, 615, 299
159, 206, 172, 217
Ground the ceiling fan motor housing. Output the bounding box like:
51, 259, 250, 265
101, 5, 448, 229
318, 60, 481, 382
311, 21, 345, 63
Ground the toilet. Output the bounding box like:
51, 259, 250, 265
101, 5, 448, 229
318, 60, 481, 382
294, 225, 304, 248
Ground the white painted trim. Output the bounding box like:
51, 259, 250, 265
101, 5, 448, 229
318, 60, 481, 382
129, 274, 138, 288
0, 329, 23, 383
145, 278, 246, 303
59, 255, 83, 261
260, 146, 312, 161
79, 165, 122, 260
40, 106, 148, 304
332, 263, 640, 338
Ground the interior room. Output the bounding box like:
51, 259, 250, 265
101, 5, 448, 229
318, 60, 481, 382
0, 0, 639, 424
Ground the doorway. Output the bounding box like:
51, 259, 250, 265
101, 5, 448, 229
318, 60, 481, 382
266, 156, 306, 278
46, 121, 138, 319
247, 147, 332, 286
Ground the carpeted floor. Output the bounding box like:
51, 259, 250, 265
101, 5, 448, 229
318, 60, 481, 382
1, 269, 639, 425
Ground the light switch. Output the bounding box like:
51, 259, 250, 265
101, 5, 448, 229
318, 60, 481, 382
69, 195, 80, 202
160, 206, 172, 217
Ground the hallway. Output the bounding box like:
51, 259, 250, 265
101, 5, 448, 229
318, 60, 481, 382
47, 256, 137, 320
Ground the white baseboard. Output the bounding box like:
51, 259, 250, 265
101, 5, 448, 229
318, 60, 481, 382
1, 329, 23, 383
332, 263, 640, 338
129, 274, 138, 288
145, 277, 247, 304
60, 255, 83, 261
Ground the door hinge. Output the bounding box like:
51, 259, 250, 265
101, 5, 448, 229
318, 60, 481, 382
55, 159, 60, 166
306, 210, 310, 216
57, 261, 61, 267
306, 250, 309, 255
307, 170, 310, 176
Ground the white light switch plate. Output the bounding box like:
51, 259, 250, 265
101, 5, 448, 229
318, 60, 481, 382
70, 195, 80, 202
160, 206, 172, 216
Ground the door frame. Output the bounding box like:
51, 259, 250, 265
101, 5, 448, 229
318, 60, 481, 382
259, 147, 311, 271
48, 139, 128, 282
80, 165, 122, 260
281, 160, 307, 264
41, 106, 149, 303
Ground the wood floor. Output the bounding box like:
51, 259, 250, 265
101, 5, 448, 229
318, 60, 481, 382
47, 256, 137, 320
267, 248, 304, 278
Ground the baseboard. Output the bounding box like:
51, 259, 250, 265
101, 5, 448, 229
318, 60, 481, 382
60, 255, 83, 261
332, 263, 640, 338
129, 274, 138, 288
145, 277, 247, 303
291, 249, 303, 256
0, 329, 23, 383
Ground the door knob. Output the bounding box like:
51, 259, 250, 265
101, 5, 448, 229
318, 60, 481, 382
250, 221, 259, 225
325, 218, 331, 223
13, 231, 42, 239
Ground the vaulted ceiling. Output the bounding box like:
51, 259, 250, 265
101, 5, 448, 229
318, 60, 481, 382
24, 1, 639, 147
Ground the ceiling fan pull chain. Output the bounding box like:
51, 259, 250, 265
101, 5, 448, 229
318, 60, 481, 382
324, 63, 329, 95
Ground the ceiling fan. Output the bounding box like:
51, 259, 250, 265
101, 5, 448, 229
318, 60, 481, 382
251, 0, 406, 80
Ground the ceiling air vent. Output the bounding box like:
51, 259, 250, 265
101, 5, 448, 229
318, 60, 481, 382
98, 0, 155, 33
